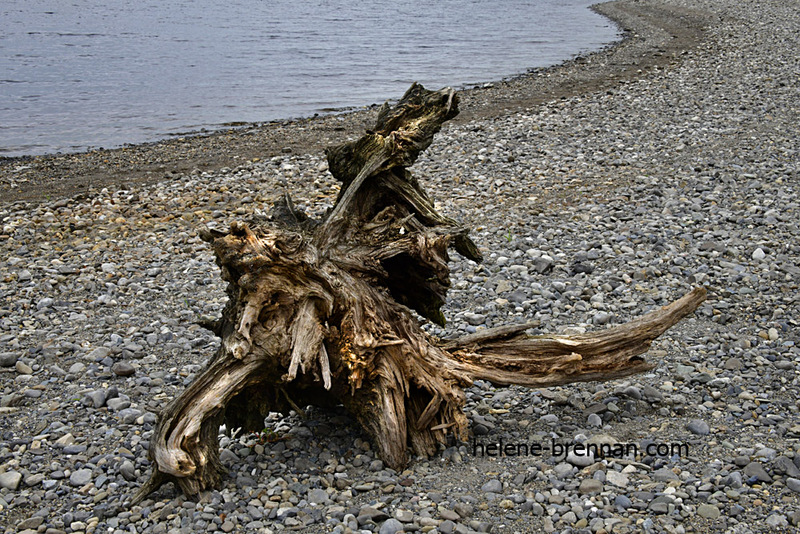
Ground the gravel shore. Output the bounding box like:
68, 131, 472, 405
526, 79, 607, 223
2, 0, 799, 533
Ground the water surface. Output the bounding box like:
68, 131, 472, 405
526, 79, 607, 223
0, 0, 620, 156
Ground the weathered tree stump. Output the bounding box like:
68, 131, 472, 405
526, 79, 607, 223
133, 83, 705, 502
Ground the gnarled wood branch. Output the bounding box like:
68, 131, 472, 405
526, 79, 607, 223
133, 83, 705, 503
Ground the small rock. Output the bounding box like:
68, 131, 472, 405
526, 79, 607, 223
17, 517, 44, 530
687, 419, 710, 435
621, 386, 642, 400
533, 255, 554, 274
540, 414, 559, 424
653, 468, 679, 482
357, 506, 389, 524
454, 502, 473, 518
649, 501, 669, 514
395, 509, 414, 522
768, 327, 779, 341
439, 508, 459, 521
495, 279, 513, 293
369, 459, 384, 471
86, 347, 112, 361
614, 495, 632, 509
786, 478, 800, 493
592, 311, 612, 325
571, 262, 594, 275
112, 361, 136, 377
724, 358, 744, 370
106, 397, 131, 411
508, 289, 527, 303
464, 313, 486, 326
752, 248, 766, 260
379, 518, 404, 534
481, 479, 503, 493
15, 360, 33, 375
220, 449, 239, 465
0, 353, 17, 367
566, 451, 595, 467
579, 478, 603, 494
119, 460, 136, 481
55, 433, 76, 447
553, 463, 574, 478
766, 514, 788, 528
561, 511, 578, 524
69, 468, 93, 487
744, 461, 772, 483
606, 470, 629, 488
773, 456, 800, 477
472, 423, 489, 436
697, 504, 720, 519
24, 473, 45, 487
675, 364, 695, 378
63, 444, 87, 455
0, 470, 22, 490
308, 488, 329, 504
88, 389, 107, 408
642, 385, 663, 402
722, 472, 743, 488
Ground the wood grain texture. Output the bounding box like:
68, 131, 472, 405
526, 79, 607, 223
133, 84, 705, 503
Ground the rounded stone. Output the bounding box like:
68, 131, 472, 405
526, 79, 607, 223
119, 460, 136, 481
15, 360, 33, 375
566, 451, 595, 467
743, 461, 772, 483
614, 495, 632, 509
0, 470, 22, 490
379, 518, 404, 534
587, 413, 603, 427
69, 468, 93, 487
687, 419, 710, 435
481, 479, 503, 493
308, 488, 329, 504
697, 504, 720, 519
0, 353, 17, 367
578, 478, 603, 494
112, 361, 136, 376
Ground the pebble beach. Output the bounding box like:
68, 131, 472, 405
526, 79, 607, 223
1, 1, 799, 533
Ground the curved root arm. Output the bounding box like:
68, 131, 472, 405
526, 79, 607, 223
132, 355, 265, 503
442, 287, 707, 387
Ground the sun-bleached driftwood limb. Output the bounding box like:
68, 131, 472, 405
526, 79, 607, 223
133, 83, 705, 503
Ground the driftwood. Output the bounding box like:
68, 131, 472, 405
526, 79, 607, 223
133, 83, 705, 502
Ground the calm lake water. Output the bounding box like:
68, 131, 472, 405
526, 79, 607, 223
1, 0, 619, 157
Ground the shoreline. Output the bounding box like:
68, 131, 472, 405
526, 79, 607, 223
2, 0, 800, 531
0, 0, 709, 206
